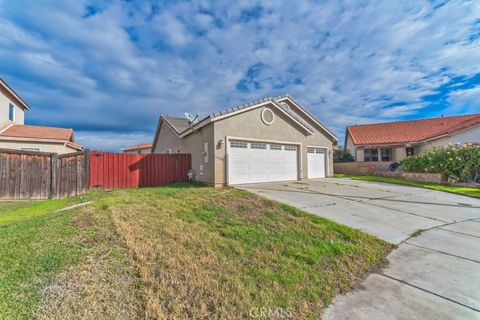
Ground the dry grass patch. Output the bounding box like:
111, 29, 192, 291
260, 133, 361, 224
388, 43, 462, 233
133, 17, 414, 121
101, 185, 392, 319
35, 206, 145, 320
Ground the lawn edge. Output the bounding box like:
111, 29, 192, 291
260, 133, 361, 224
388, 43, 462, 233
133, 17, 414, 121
333, 174, 479, 200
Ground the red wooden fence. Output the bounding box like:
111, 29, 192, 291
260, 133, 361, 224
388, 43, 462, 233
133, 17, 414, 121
89, 151, 191, 190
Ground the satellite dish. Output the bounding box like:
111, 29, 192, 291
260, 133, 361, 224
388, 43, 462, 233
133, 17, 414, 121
184, 112, 199, 124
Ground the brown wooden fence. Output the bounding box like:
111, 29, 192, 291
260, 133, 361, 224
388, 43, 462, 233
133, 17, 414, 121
89, 151, 191, 190
0, 149, 192, 199
0, 149, 89, 200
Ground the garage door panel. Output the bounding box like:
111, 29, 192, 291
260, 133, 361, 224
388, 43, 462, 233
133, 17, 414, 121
307, 148, 326, 178
229, 141, 298, 185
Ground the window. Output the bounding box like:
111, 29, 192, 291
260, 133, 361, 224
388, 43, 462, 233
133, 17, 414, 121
231, 141, 247, 148
204, 142, 209, 163
307, 148, 315, 153
270, 144, 282, 150
406, 147, 414, 157
20, 147, 40, 152
261, 108, 275, 125
380, 148, 392, 161
364, 148, 378, 162
9, 103, 15, 121
250, 143, 267, 149
284, 145, 297, 151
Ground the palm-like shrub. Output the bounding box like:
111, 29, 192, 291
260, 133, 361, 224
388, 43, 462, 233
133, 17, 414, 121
401, 144, 480, 183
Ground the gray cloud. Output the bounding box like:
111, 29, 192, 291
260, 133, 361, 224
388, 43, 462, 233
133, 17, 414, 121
0, 0, 479, 150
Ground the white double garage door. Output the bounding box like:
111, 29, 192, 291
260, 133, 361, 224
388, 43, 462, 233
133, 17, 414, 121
228, 140, 326, 185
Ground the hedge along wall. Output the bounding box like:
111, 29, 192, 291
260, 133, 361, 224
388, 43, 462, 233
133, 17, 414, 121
401, 144, 480, 183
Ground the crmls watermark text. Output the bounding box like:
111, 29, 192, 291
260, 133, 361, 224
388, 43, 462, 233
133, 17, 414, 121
249, 307, 293, 318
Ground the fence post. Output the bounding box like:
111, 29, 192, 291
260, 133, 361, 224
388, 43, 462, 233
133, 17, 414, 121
51, 153, 58, 199
85, 151, 90, 191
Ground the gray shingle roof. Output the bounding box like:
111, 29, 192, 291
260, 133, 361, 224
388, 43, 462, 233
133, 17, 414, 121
162, 116, 190, 134
209, 95, 287, 118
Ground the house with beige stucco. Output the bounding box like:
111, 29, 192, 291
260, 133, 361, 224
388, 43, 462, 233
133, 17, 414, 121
0, 78, 83, 154
345, 114, 480, 162
122, 143, 152, 154
152, 95, 338, 187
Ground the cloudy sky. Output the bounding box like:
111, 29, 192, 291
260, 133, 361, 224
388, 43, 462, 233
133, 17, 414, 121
0, 0, 479, 150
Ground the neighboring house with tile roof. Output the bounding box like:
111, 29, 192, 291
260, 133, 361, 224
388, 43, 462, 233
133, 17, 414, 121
345, 114, 480, 162
122, 143, 152, 154
0, 78, 83, 154
152, 94, 338, 186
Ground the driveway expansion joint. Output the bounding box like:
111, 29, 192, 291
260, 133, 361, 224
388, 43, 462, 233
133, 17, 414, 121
403, 242, 480, 264
378, 273, 480, 313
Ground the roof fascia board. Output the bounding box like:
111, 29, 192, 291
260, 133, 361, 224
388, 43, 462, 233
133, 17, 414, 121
270, 101, 314, 135
65, 142, 83, 150
278, 96, 338, 141
212, 100, 313, 133
152, 116, 185, 151
180, 100, 315, 137
0, 79, 31, 110
179, 117, 212, 138
151, 116, 163, 151
181, 100, 314, 136
0, 123, 14, 134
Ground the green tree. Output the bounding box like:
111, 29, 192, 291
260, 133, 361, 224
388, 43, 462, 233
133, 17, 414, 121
334, 148, 355, 163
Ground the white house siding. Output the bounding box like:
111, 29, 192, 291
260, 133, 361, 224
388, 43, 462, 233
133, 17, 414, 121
0, 139, 76, 154
0, 91, 25, 130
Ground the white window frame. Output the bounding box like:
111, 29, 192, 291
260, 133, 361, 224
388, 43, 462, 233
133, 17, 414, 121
261, 108, 275, 125
204, 142, 209, 163
9, 103, 15, 122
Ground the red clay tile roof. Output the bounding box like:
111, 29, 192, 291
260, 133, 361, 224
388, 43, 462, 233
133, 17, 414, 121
347, 114, 480, 145
0, 124, 74, 141
122, 143, 152, 152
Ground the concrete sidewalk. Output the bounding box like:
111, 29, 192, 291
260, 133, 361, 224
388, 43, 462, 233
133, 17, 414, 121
240, 178, 480, 320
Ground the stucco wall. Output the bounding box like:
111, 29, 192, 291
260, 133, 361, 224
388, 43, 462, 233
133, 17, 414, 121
0, 139, 75, 154
213, 103, 334, 186
345, 134, 356, 159
0, 90, 25, 130
182, 124, 215, 184
152, 122, 183, 154
152, 121, 215, 184
417, 125, 480, 153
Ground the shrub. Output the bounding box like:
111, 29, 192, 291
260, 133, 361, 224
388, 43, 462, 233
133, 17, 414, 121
334, 148, 355, 163
401, 144, 480, 183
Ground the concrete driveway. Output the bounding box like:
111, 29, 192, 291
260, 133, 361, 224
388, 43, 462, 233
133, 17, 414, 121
239, 178, 480, 320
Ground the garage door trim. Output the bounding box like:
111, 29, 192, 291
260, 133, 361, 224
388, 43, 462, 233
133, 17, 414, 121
225, 136, 302, 185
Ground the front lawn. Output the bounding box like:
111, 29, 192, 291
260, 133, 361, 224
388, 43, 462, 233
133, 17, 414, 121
334, 174, 480, 199
0, 184, 392, 319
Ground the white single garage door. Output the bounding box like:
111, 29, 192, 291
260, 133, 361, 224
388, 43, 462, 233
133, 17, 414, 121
307, 148, 326, 178
228, 140, 298, 184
